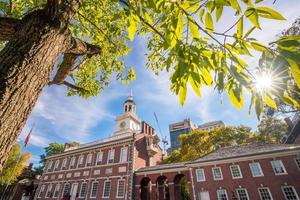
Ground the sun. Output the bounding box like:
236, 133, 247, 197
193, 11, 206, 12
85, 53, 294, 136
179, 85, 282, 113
254, 70, 274, 93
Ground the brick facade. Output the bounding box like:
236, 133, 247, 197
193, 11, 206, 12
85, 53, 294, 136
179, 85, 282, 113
135, 144, 300, 200
35, 95, 162, 200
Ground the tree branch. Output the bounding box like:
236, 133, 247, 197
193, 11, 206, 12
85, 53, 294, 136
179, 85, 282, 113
62, 81, 86, 92
65, 37, 101, 56
50, 37, 101, 85
0, 17, 21, 40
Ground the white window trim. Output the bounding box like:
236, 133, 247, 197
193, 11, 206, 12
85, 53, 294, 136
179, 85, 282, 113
258, 187, 273, 200
107, 149, 115, 164
102, 180, 111, 198
120, 147, 128, 163
78, 155, 84, 168
249, 162, 264, 177
271, 160, 287, 175
54, 160, 60, 171
217, 189, 228, 200
212, 167, 223, 180
236, 188, 249, 200
281, 186, 300, 200
294, 157, 300, 170
230, 165, 243, 179
196, 168, 206, 182
96, 151, 103, 165
61, 158, 67, 170
86, 153, 93, 166
38, 184, 45, 198
62, 183, 70, 198
47, 161, 53, 172
79, 182, 87, 198
53, 183, 60, 198
45, 184, 52, 198
90, 181, 99, 198
116, 179, 125, 198
69, 157, 76, 169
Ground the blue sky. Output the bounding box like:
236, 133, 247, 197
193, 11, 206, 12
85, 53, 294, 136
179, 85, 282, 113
17, 1, 300, 165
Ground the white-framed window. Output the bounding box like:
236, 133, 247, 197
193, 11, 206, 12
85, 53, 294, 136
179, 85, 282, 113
54, 160, 60, 171
61, 158, 67, 170
53, 183, 61, 198
94, 169, 101, 175
46, 184, 53, 198
249, 162, 264, 177
62, 183, 70, 197
196, 168, 205, 182
281, 186, 299, 200
83, 170, 89, 176
86, 153, 93, 166
69, 157, 76, 169
38, 184, 45, 198
79, 182, 87, 198
96, 151, 103, 165
116, 179, 126, 198
258, 187, 273, 200
212, 167, 223, 180
271, 160, 287, 175
120, 147, 128, 163
217, 189, 228, 200
78, 155, 84, 167
47, 161, 53, 172
90, 181, 99, 198
236, 188, 249, 200
102, 180, 111, 198
108, 149, 115, 164
294, 158, 300, 170
230, 165, 242, 179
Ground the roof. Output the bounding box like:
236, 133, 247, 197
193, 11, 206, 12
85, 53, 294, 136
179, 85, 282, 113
136, 162, 187, 173
198, 120, 224, 128
193, 143, 300, 163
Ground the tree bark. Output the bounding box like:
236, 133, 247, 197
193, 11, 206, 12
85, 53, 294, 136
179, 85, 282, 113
0, 0, 87, 170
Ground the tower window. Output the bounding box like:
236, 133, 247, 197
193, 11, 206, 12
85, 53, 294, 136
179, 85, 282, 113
125, 105, 127, 112
129, 105, 132, 111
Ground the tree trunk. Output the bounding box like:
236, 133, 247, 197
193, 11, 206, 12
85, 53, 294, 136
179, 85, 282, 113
0, 10, 71, 169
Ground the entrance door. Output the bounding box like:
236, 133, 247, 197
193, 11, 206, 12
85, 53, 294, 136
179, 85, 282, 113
199, 191, 210, 200
70, 183, 78, 200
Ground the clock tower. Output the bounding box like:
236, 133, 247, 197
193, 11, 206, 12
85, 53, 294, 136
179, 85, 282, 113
114, 91, 141, 135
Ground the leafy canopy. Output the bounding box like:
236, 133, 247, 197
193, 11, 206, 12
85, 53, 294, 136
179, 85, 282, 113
1, 0, 300, 117
164, 126, 264, 163
34, 142, 64, 174
0, 144, 31, 185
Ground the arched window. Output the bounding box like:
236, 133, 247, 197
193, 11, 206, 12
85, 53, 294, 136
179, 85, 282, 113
125, 105, 127, 112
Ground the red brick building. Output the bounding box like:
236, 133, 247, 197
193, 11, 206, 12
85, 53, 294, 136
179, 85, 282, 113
135, 143, 300, 200
35, 94, 162, 200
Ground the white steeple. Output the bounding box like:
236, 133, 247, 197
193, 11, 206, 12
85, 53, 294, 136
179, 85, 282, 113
114, 90, 141, 135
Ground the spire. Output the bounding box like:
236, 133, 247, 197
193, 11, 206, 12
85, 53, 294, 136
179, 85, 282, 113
124, 88, 136, 113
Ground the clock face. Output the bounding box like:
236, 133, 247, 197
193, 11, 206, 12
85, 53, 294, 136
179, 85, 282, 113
120, 121, 126, 129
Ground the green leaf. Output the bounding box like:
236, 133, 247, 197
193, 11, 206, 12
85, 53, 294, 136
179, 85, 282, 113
144, 12, 153, 25
255, 95, 263, 119
205, 12, 214, 33
250, 41, 268, 51
179, 85, 187, 106
237, 17, 243, 38
188, 19, 199, 40
256, 6, 286, 20
228, 86, 244, 109
199, 67, 213, 86
199, 9, 205, 23
245, 7, 260, 28
128, 16, 137, 41
264, 95, 277, 109
229, 0, 241, 12
287, 59, 300, 88
216, 6, 223, 22
189, 76, 201, 96
175, 13, 184, 40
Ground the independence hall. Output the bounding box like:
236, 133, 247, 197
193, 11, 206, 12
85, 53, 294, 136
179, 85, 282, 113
35, 95, 300, 200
